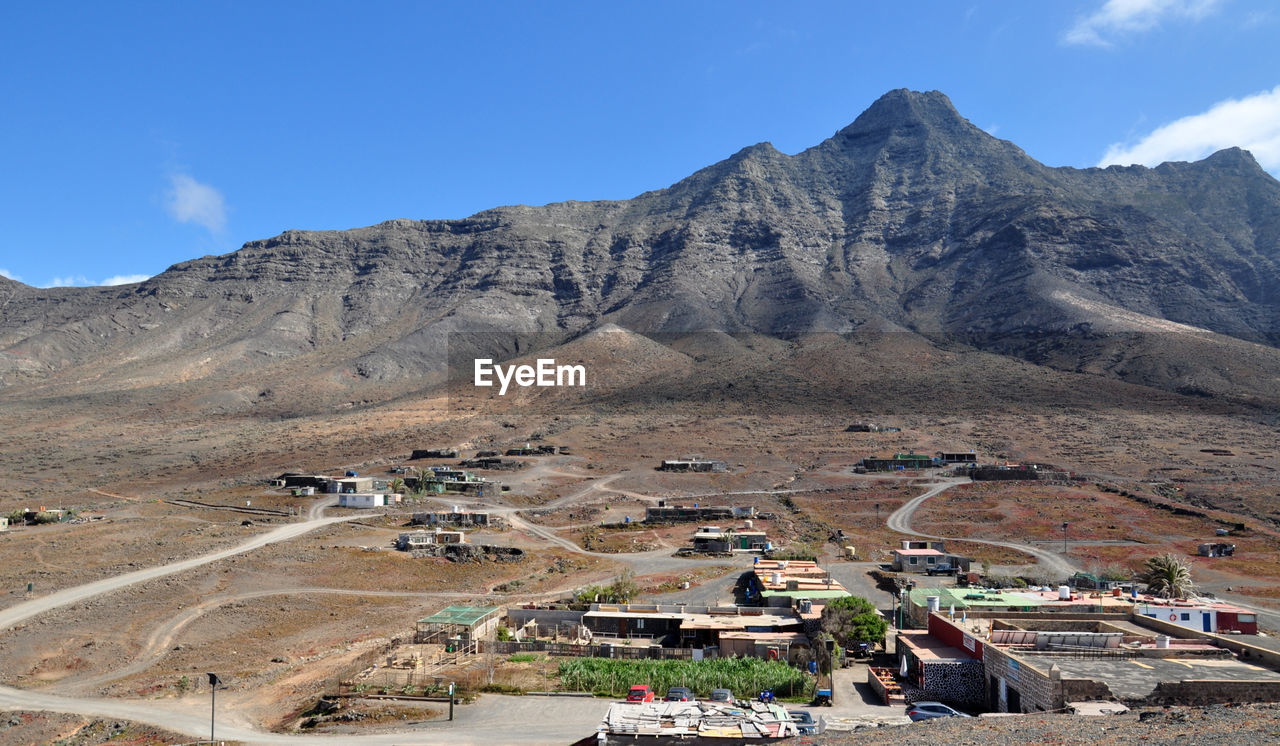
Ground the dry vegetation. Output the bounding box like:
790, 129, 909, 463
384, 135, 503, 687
2, 390, 1280, 734
0, 712, 191, 746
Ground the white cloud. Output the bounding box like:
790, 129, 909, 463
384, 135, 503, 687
0, 268, 20, 282
1065, 0, 1220, 46
1098, 85, 1280, 173
102, 274, 151, 286
47, 275, 91, 288
167, 173, 227, 232
40, 273, 152, 288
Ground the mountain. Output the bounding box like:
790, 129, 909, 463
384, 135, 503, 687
2, 89, 1279, 416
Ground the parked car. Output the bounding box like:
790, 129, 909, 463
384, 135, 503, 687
906, 702, 971, 721
789, 710, 819, 735
665, 687, 695, 702
709, 689, 734, 703
926, 563, 955, 576
626, 685, 655, 703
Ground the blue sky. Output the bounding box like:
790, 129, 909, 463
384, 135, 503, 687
2, 0, 1278, 288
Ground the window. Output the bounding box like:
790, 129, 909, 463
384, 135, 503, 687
909, 557, 918, 565
1180, 613, 1190, 621
926, 557, 936, 564
636, 619, 644, 630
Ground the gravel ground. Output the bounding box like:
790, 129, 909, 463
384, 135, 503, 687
820, 704, 1280, 745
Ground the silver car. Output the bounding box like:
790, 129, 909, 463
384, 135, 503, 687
906, 701, 971, 721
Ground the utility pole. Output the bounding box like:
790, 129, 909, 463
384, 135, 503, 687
1062, 522, 1069, 554
206, 672, 222, 744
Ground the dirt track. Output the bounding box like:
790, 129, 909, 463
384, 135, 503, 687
886, 475, 1081, 579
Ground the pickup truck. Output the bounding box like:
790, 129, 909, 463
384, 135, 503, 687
926, 563, 955, 576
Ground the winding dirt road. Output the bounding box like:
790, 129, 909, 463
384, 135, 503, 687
0, 510, 360, 636
886, 475, 1081, 579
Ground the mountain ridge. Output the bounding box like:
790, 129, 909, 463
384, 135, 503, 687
2, 89, 1278, 413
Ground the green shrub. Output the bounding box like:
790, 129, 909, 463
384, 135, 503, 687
556, 657, 808, 699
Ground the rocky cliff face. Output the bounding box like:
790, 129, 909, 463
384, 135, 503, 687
2, 89, 1278, 412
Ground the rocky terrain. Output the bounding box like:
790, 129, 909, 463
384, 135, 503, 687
824, 704, 1280, 745
1, 89, 1278, 422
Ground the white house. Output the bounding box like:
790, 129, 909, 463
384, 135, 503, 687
339, 493, 387, 509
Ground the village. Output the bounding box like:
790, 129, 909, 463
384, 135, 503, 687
2, 416, 1279, 745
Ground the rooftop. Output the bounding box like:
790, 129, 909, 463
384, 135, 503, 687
679, 613, 803, 631
717, 631, 810, 642
417, 605, 501, 627
909, 587, 1150, 611
897, 630, 974, 662
1045, 656, 1280, 699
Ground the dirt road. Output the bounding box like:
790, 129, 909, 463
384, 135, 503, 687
886, 476, 1081, 580
0, 510, 361, 635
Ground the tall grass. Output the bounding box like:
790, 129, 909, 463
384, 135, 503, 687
557, 657, 809, 699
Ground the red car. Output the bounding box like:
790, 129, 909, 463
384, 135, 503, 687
626, 685, 655, 703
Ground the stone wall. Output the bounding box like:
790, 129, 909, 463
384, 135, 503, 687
921, 660, 985, 707
982, 644, 1059, 712
1061, 677, 1116, 702
1145, 680, 1280, 706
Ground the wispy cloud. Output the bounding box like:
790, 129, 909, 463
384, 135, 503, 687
1065, 0, 1220, 46
47, 275, 92, 288
40, 272, 153, 288
1098, 85, 1280, 173
0, 268, 20, 282
167, 173, 227, 233
102, 274, 151, 286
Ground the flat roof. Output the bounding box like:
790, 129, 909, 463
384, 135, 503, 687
1042, 656, 1280, 699
585, 610, 686, 621
718, 632, 810, 642
418, 605, 501, 626
760, 588, 850, 599
911, 587, 1142, 610
680, 613, 802, 630
898, 631, 975, 662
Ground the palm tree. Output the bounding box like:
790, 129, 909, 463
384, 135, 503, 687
1140, 553, 1194, 599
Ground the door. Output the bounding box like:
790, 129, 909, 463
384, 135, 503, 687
1007, 686, 1021, 713
1203, 612, 1212, 632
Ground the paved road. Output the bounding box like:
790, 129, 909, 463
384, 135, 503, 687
0, 685, 607, 746
886, 477, 1081, 580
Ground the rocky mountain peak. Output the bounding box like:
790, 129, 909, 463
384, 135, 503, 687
2, 89, 1278, 412
1200, 146, 1267, 173
836, 88, 973, 139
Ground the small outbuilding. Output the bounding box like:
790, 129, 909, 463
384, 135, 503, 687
414, 605, 504, 644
